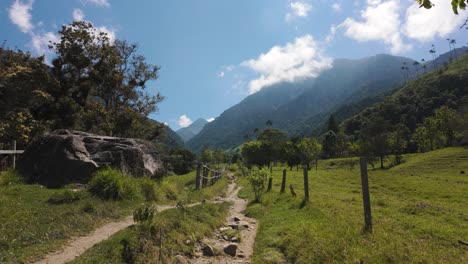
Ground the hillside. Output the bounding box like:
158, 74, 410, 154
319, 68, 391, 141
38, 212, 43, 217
342, 53, 468, 144
176, 118, 209, 142
187, 54, 415, 152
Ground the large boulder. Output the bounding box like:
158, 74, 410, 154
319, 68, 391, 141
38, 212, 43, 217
18, 129, 164, 187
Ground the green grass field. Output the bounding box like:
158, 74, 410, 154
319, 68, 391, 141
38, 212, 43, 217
0, 169, 228, 263
239, 147, 468, 263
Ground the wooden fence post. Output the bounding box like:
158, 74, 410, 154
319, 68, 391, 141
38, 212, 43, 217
360, 157, 372, 233
210, 170, 215, 186
202, 167, 208, 188
303, 166, 309, 201
280, 169, 287, 193
195, 163, 201, 190
267, 177, 273, 192
12, 140, 16, 169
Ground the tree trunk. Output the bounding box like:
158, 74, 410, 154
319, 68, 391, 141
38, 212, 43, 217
380, 156, 384, 169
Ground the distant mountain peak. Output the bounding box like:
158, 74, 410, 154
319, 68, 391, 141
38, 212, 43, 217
176, 118, 209, 142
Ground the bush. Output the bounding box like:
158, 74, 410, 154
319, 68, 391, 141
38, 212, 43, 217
138, 177, 159, 202
0, 170, 23, 186
88, 167, 140, 200
48, 189, 85, 204
249, 167, 270, 202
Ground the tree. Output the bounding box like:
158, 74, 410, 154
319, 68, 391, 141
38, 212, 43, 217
241, 141, 270, 168
213, 149, 225, 168
256, 128, 287, 168
322, 115, 339, 158
434, 106, 461, 146
388, 124, 410, 164
50, 21, 164, 132
168, 147, 196, 175
416, 0, 467, 14
201, 146, 213, 164
281, 139, 302, 171
359, 116, 391, 169
297, 137, 321, 170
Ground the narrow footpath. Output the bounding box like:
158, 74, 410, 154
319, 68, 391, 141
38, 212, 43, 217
187, 176, 258, 264
33, 174, 258, 264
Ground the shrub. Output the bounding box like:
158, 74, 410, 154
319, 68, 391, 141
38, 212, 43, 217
88, 167, 140, 200
48, 189, 85, 204
249, 167, 270, 202
139, 177, 159, 202
0, 170, 23, 186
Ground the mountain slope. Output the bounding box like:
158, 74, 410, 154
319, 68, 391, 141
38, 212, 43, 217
341, 53, 468, 142
186, 81, 309, 152
176, 118, 209, 142
187, 54, 414, 153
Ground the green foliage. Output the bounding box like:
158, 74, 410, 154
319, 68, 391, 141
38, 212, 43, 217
138, 177, 159, 202
297, 137, 321, 167
241, 140, 270, 168
249, 167, 271, 202
0, 170, 22, 186
0, 21, 166, 146
201, 146, 213, 164
133, 205, 157, 223
416, 0, 466, 14
167, 147, 196, 175
47, 189, 86, 205
72, 203, 230, 263
88, 168, 140, 201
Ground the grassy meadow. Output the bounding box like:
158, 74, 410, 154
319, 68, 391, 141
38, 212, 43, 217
0, 169, 228, 263
239, 147, 468, 263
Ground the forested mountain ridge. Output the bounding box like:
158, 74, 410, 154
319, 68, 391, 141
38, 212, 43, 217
187, 54, 415, 153
342, 53, 468, 151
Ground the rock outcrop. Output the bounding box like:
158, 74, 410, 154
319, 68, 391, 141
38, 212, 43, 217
18, 130, 164, 187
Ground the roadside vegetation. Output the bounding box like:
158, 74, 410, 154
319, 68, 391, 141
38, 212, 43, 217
0, 167, 228, 263
71, 202, 230, 263
238, 147, 468, 263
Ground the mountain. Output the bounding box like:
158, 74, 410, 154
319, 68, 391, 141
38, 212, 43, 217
186, 54, 414, 153
150, 120, 184, 147
186, 81, 309, 152
176, 118, 209, 142
341, 53, 468, 150
187, 49, 468, 153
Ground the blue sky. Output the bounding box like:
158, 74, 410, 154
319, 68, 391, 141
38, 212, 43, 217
2, 0, 467, 130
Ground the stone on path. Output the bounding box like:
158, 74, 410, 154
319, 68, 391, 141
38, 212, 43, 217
202, 244, 215, 256
224, 244, 238, 256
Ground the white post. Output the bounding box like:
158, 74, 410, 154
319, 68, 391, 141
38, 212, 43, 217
12, 140, 17, 169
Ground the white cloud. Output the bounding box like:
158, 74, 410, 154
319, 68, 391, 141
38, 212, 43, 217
73, 9, 85, 21
218, 71, 225, 78
178, 115, 192, 128
339, 0, 411, 54
286, 1, 312, 21
241, 35, 333, 94
81, 0, 110, 7
207, 118, 215, 122
9, 0, 34, 33
30, 31, 59, 55
403, 0, 466, 42
332, 3, 342, 12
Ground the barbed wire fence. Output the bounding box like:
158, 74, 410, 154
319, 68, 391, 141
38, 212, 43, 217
195, 163, 225, 189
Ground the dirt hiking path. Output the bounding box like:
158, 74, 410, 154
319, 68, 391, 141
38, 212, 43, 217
33, 173, 257, 264
33, 204, 191, 264
188, 175, 258, 264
